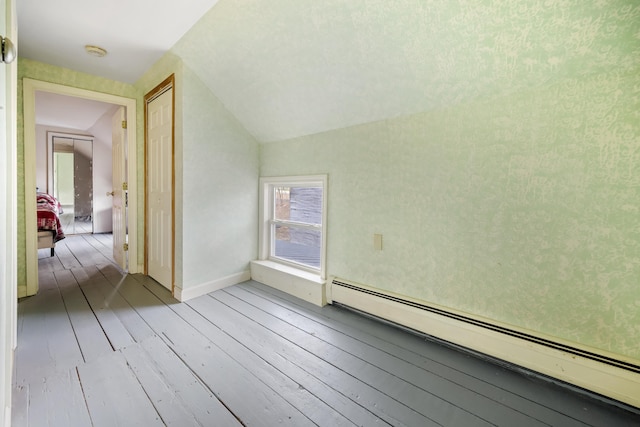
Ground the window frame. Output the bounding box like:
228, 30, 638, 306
259, 175, 327, 278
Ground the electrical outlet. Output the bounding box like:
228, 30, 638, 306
373, 233, 383, 251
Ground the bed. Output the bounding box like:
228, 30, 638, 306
36, 192, 65, 256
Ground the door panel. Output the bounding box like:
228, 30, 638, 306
1, 0, 17, 420
147, 88, 173, 290
111, 107, 127, 270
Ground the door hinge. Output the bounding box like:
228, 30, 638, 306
122, 120, 127, 129
122, 182, 128, 191
123, 243, 129, 252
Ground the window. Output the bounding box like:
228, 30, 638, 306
259, 175, 327, 277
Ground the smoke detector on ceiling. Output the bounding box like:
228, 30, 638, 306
85, 45, 107, 57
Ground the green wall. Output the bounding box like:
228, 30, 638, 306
16, 59, 141, 288
136, 54, 259, 293
260, 67, 640, 360
179, 66, 259, 290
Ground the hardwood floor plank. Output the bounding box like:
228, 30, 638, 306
227, 285, 554, 427
91, 232, 112, 246
83, 267, 156, 344
37, 249, 63, 272
71, 268, 136, 351
10, 382, 28, 427
15, 286, 83, 383
214, 289, 490, 427
243, 281, 640, 427
36, 270, 58, 292
193, 291, 439, 427
102, 273, 317, 426
120, 342, 204, 426
63, 235, 112, 267
81, 233, 114, 260
23, 368, 92, 427
138, 278, 376, 427
122, 335, 243, 426
53, 269, 113, 362
49, 238, 82, 270
77, 351, 164, 427
186, 296, 389, 426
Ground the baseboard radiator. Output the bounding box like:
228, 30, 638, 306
328, 278, 640, 409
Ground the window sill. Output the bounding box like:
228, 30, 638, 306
250, 260, 326, 306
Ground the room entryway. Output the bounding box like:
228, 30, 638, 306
22, 78, 139, 297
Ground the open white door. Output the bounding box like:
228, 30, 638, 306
146, 82, 173, 291
111, 107, 127, 271
1, 0, 17, 423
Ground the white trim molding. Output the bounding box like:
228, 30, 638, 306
22, 79, 138, 297
329, 278, 640, 409
174, 270, 251, 302
251, 260, 326, 307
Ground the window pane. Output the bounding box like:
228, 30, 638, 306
274, 224, 321, 268
274, 187, 291, 221
275, 186, 322, 225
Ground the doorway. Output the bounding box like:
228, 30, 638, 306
22, 78, 138, 297
50, 133, 94, 235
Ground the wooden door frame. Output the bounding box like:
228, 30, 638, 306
22, 79, 138, 297
143, 74, 176, 294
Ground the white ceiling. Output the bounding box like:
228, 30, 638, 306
17, 0, 220, 84
34, 91, 117, 131
18, 0, 220, 131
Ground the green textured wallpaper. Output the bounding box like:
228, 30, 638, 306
179, 66, 259, 290
16, 59, 141, 288
260, 68, 640, 360
169, 0, 640, 142
136, 54, 259, 293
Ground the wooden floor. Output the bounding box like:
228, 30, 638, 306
13, 236, 640, 426
58, 211, 93, 235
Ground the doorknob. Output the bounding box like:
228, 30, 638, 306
107, 191, 114, 196
1, 36, 16, 64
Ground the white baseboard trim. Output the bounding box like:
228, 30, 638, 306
250, 260, 326, 307
133, 262, 144, 275
174, 270, 251, 302
329, 278, 640, 409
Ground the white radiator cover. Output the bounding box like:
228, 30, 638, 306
328, 278, 640, 409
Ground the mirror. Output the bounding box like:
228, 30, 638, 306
51, 135, 94, 234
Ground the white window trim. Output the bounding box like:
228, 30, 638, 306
258, 175, 327, 280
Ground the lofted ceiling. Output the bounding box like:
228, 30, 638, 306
173, 0, 640, 142
17, 0, 640, 142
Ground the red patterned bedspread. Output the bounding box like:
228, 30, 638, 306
37, 195, 65, 242
37, 192, 63, 214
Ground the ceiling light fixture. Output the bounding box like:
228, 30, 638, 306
85, 45, 107, 58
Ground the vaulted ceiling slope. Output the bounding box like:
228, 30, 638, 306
172, 0, 640, 142
18, 1, 640, 143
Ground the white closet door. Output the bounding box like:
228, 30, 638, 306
147, 88, 173, 291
